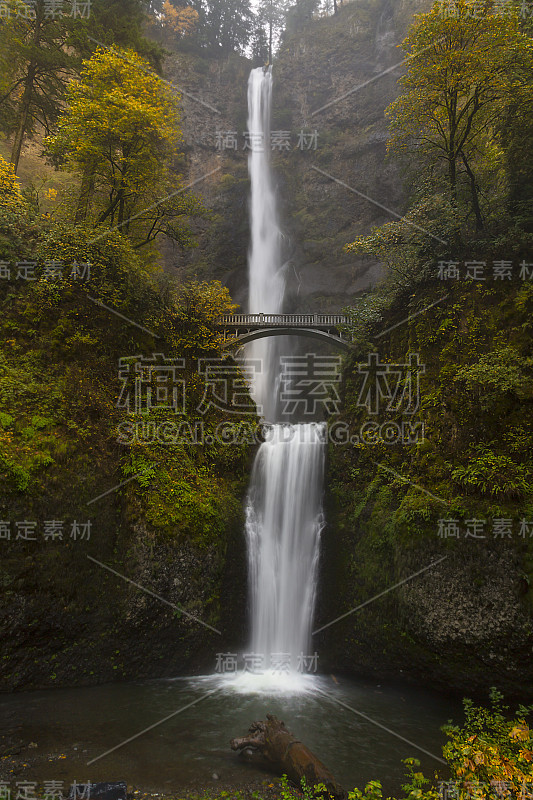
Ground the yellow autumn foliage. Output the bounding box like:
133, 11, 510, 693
161, 0, 198, 36
0, 154, 24, 210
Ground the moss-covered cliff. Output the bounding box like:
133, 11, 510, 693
0, 190, 254, 692
317, 277, 533, 699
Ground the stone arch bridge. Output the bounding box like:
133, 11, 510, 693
215, 313, 353, 351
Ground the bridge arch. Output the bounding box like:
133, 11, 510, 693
220, 326, 353, 352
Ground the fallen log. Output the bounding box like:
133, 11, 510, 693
230, 713, 347, 799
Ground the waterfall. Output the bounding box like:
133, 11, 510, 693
246, 423, 325, 669
243, 67, 325, 685
246, 67, 285, 422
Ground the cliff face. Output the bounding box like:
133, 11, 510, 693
160, 51, 251, 307
1, 507, 247, 691
162, 2, 533, 701
318, 493, 533, 699
317, 269, 533, 699
272, 0, 425, 312
164, 0, 431, 312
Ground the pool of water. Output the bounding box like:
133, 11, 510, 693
0, 672, 461, 795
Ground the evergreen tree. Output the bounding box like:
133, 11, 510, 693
73, 0, 163, 69
250, 19, 269, 64
284, 0, 320, 36
0, 0, 78, 172
252, 0, 287, 63
190, 0, 253, 53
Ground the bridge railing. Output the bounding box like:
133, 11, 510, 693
216, 313, 350, 327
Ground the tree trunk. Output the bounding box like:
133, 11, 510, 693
11, 61, 37, 174
460, 150, 484, 231
448, 154, 457, 205
231, 713, 347, 799
448, 96, 458, 205
75, 162, 96, 223
11, 5, 43, 173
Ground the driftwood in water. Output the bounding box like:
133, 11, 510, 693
230, 713, 347, 799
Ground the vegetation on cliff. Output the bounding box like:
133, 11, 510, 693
0, 149, 252, 536
0, 29, 254, 686
321, 0, 533, 696
1, 0, 533, 795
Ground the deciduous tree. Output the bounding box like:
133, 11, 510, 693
46, 46, 203, 248
387, 0, 533, 230
158, 0, 199, 40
